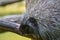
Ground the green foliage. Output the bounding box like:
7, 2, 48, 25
0, 32, 30, 40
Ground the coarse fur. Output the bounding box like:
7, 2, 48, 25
21, 0, 60, 40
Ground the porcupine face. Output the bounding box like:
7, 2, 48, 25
19, 0, 60, 40
25, 0, 60, 40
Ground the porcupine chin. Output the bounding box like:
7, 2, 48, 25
19, 0, 60, 40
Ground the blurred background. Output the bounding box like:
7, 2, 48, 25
0, 0, 31, 40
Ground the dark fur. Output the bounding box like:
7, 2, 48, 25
19, 15, 60, 40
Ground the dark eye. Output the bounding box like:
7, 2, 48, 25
27, 17, 38, 27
